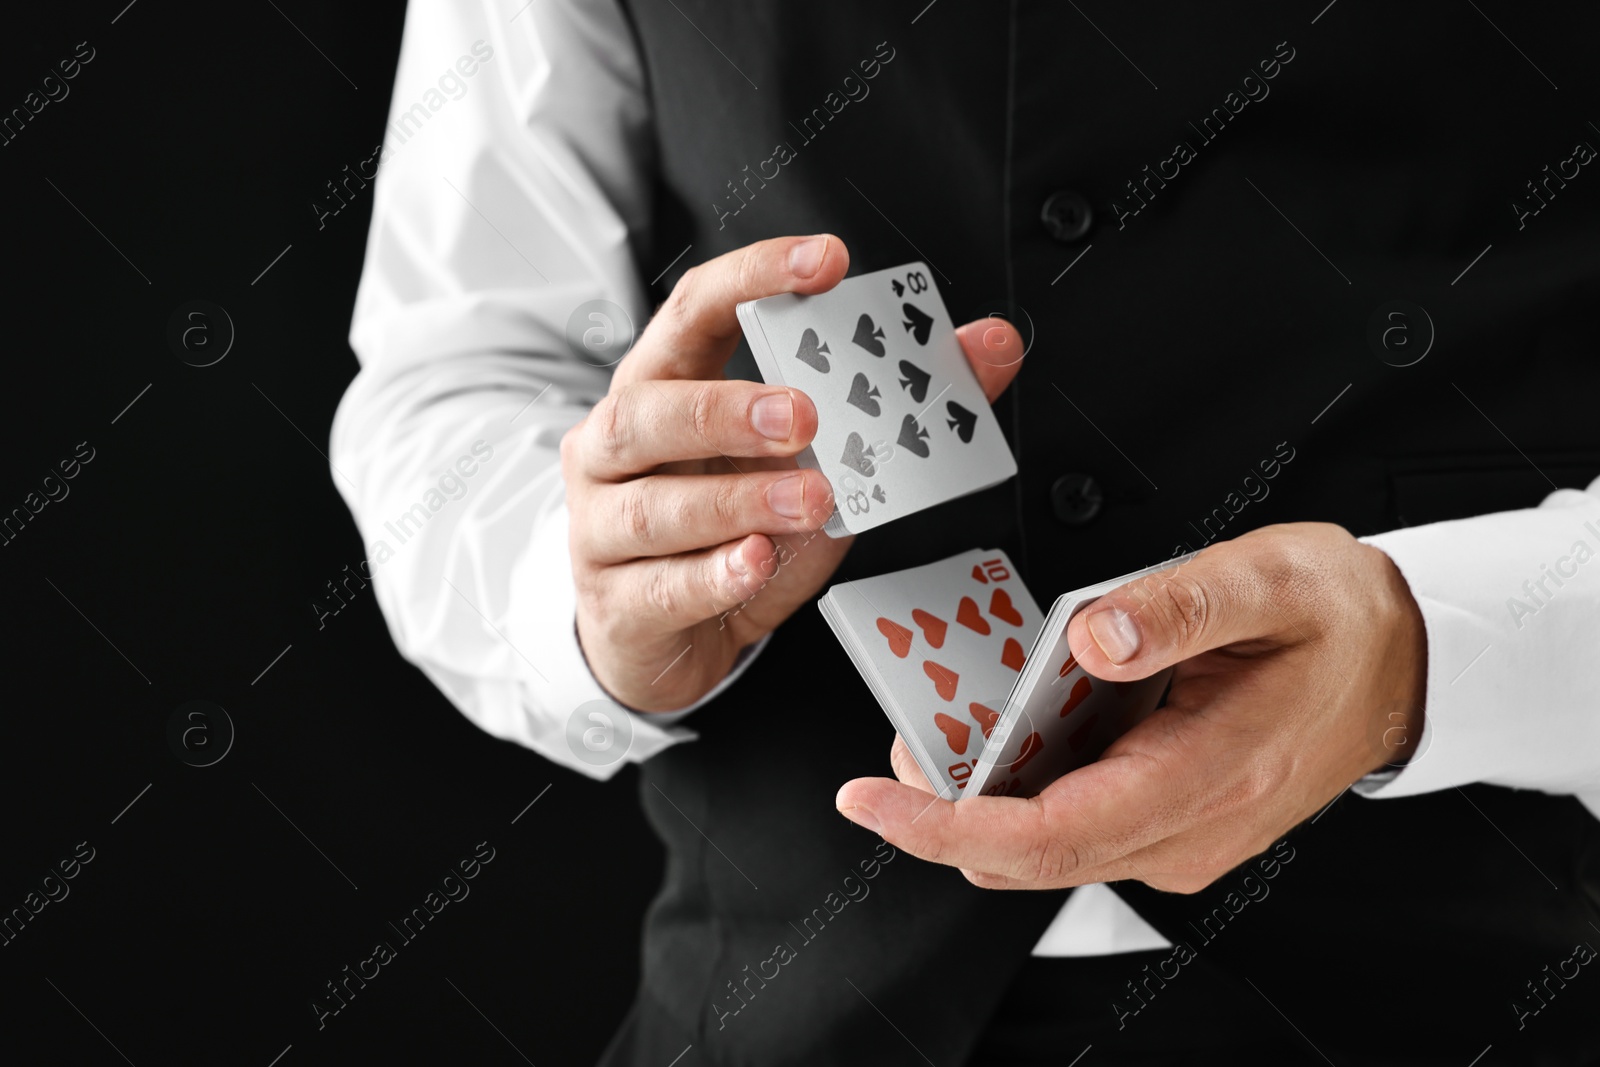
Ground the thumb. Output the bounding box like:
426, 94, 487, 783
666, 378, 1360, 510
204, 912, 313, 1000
956, 318, 1025, 403
1065, 539, 1288, 681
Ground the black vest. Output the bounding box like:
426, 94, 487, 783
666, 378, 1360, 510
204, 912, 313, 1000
606, 3, 1600, 1063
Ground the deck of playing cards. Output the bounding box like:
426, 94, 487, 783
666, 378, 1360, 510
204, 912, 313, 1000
738, 262, 1017, 538
821, 550, 1186, 799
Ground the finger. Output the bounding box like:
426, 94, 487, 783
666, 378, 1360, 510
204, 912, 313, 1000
574, 379, 818, 480
835, 750, 1183, 886
601, 533, 780, 632
887, 735, 937, 795
616, 235, 850, 385
582, 468, 834, 563
957, 868, 1041, 891
955, 318, 1025, 403
1064, 534, 1296, 683
955, 842, 1160, 891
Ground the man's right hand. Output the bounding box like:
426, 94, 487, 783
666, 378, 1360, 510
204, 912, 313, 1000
561, 235, 1025, 712
561, 235, 854, 711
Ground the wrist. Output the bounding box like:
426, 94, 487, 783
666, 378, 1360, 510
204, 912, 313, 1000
1362, 542, 1428, 771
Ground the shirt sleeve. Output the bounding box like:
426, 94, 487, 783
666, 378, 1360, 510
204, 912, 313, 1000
1355, 475, 1600, 819
330, 0, 738, 781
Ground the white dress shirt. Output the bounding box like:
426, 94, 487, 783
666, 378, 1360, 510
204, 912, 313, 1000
331, 0, 1600, 959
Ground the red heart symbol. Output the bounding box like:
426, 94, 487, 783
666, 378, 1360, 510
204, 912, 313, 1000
989, 588, 1024, 627
923, 660, 959, 701
876, 617, 912, 658
968, 702, 1000, 738
1009, 731, 1043, 773
911, 608, 948, 649
1001, 637, 1025, 672
971, 565, 989, 584
1068, 713, 1100, 752
1059, 676, 1092, 717
1058, 653, 1079, 679
934, 712, 970, 754
955, 596, 990, 635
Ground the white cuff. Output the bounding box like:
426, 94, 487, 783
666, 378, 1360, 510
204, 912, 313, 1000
1353, 483, 1600, 810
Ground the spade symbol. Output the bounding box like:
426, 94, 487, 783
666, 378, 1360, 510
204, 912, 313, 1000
794, 328, 831, 372
896, 415, 931, 458
946, 401, 978, 443
871, 484, 886, 504
901, 303, 933, 346
851, 314, 887, 357
840, 432, 877, 476
897, 360, 931, 403
891, 279, 905, 297
846, 373, 882, 416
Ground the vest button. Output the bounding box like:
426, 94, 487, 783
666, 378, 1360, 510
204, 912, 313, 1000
1051, 473, 1103, 526
1040, 190, 1094, 243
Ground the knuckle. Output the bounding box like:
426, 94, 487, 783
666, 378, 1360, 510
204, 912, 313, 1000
1155, 872, 1214, 895
1196, 759, 1281, 825
592, 390, 634, 464
888, 739, 917, 782
907, 825, 948, 868
1028, 837, 1080, 885
920, 836, 948, 868
1251, 531, 1301, 587
566, 505, 592, 560
679, 489, 708, 539
1238, 757, 1284, 808
559, 421, 582, 473
1023, 799, 1080, 884
665, 265, 702, 322
594, 607, 631, 649
1156, 573, 1211, 646
710, 475, 746, 529
620, 483, 656, 547
562, 447, 589, 522
686, 382, 722, 445
962, 869, 1009, 890
735, 246, 763, 294
570, 558, 601, 603
644, 565, 681, 620
575, 570, 623, 639
699, 552, 729, 608
1170, 841, 1233, 888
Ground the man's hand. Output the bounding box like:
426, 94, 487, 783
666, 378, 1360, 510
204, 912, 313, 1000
562, 235, 1025, 712
834, 523, 1427, 892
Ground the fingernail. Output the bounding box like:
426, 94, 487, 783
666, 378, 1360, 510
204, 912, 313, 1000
767, 473, 806, 519
1087, 607, 1141, 664
751, 392, 793, 440
838, 805, 881, 835
788, 236, 827, 278
726, 544, 748, 577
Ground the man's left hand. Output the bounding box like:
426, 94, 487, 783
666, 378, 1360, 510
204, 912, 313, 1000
834, 523, 1427, 893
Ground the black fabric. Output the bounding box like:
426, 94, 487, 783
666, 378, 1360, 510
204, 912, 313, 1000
605, 2, 1600, 1063
967, 951, 1321, 1066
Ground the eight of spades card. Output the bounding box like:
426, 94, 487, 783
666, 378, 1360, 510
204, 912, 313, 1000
737, 262, 1016, 537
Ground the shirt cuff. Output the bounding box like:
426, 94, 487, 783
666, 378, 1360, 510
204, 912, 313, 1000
505, 503, 766, 779
1353, 482, 1600, 806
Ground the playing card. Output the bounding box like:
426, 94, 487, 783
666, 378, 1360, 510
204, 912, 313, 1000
965, 558, 1192, 798
820, 548, 1044, 799
738, 263, 1016, 537
823, 551, 1193, 801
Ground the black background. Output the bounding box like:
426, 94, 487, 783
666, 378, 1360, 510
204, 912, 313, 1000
1, 4, 655, 1064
